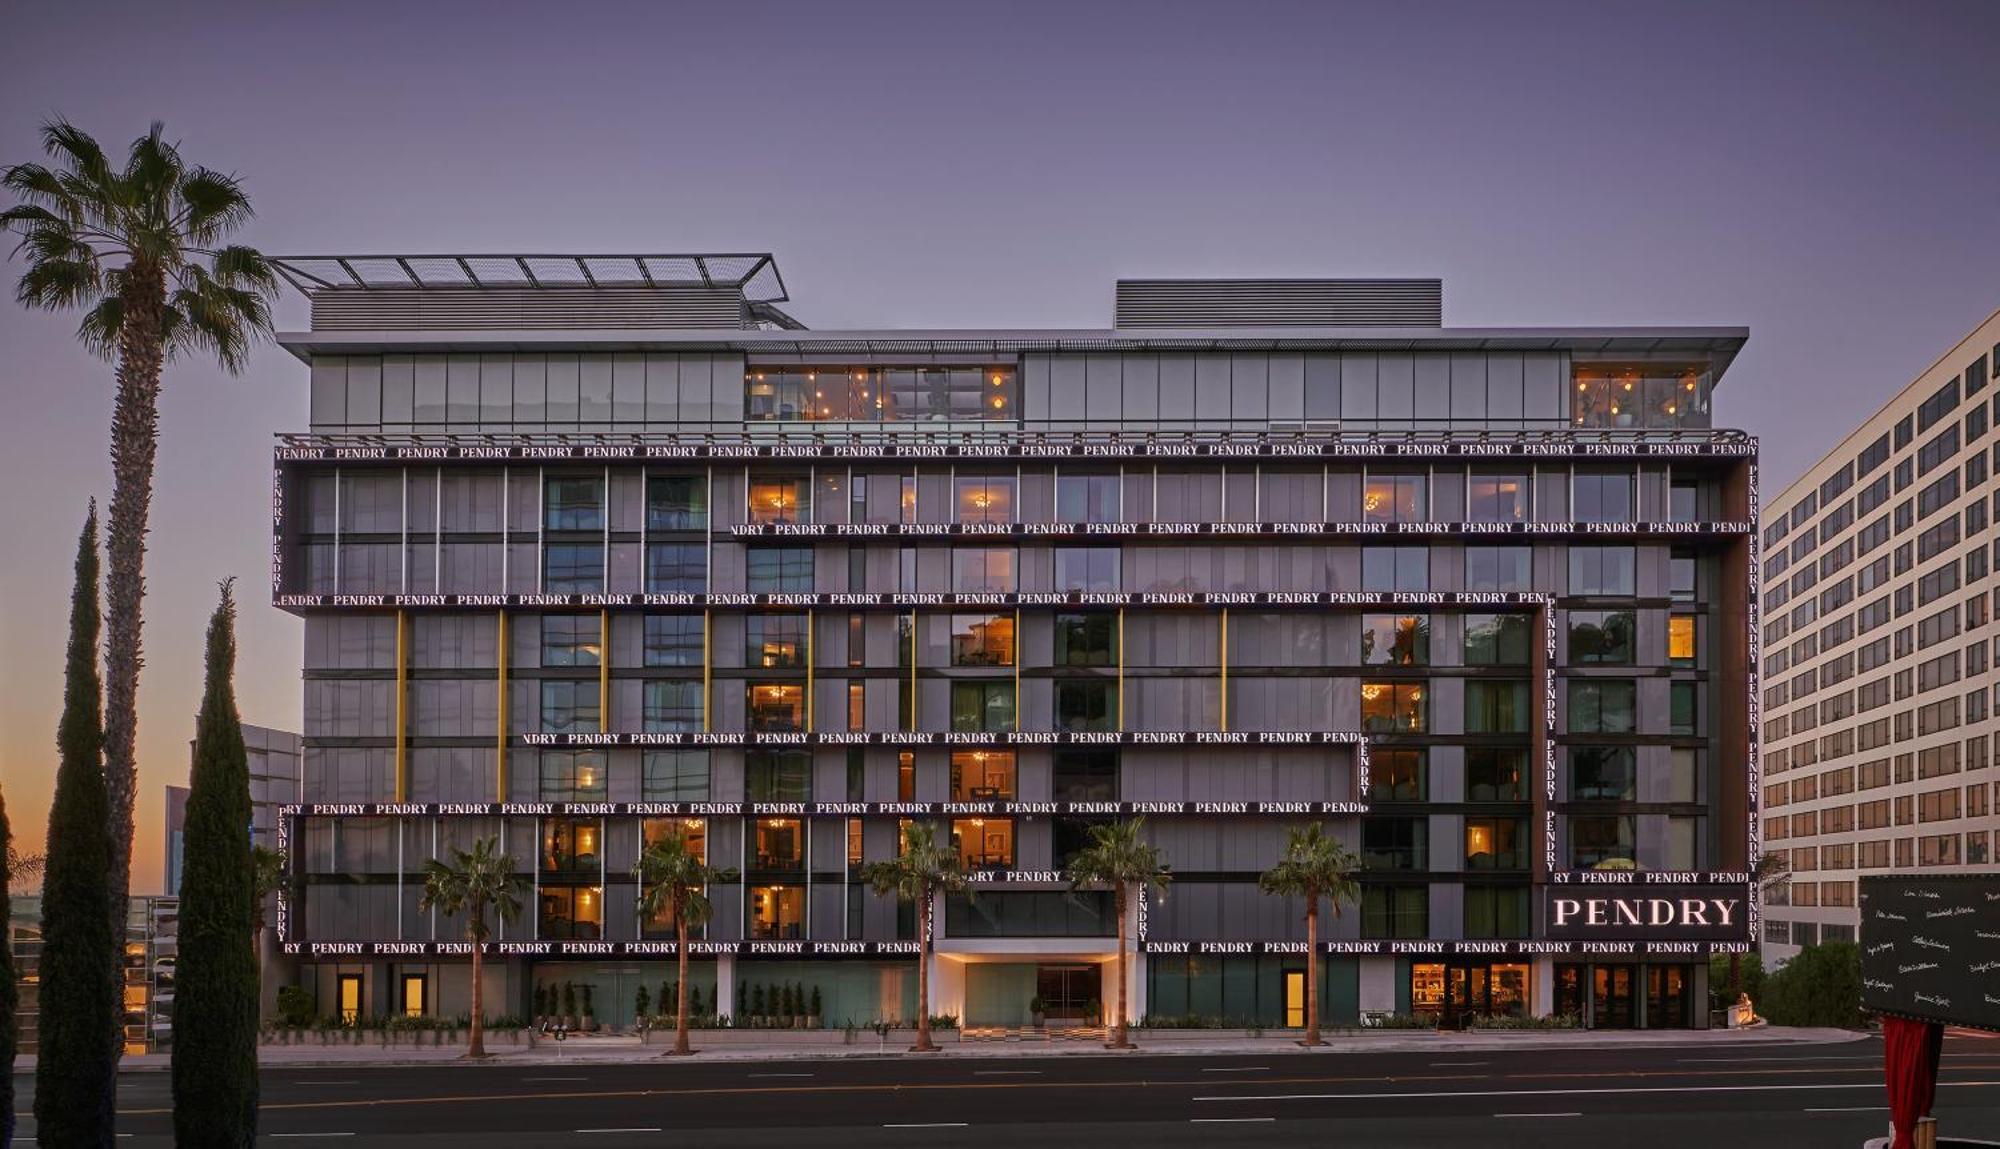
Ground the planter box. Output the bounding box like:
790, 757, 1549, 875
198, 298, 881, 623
261, 1027, 526, 1049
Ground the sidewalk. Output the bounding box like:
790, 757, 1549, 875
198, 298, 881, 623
32, 1024, 1871, 1073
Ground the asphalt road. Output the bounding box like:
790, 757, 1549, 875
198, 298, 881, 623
14, 1033, 2000, 1147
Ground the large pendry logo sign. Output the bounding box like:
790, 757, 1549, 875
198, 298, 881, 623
1540, 885, 1751, 942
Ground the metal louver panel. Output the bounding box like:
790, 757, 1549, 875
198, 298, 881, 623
309, 287, 750, 331
1115, 279, 1443, 328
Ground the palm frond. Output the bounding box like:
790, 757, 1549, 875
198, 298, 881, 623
0, 164, 80, 219
208, 243, 278, 290
164, 264, 269, 373
76, 295, 125, 359
40, 119, 114, 194
178, 168, 254, 246
17, 255, 104, 311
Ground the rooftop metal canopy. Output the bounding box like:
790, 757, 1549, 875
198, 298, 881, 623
269, 253, 790, 302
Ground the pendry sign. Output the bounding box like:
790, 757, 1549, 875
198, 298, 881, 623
1541, 885, 1750, 942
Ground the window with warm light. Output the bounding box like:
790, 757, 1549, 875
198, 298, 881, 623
1572, 363, 1711, 429
1360, 682, 1427, 733
539, 886, 603, 939
749, 885, 805, 939
746, 366, 1017, 423
542, 818, 602, 873
1362, 474, 1427, 523
951, 751, 1016, 801
746, 683, 807, 732
954, 475, 1016, 524
1668, 615, 1696, 665
538, 751, 607, 802
1465, 817, 1526, 870
751, 818, 804, 871
950, 613, 1016, 666
952, 817, 1015, 870
748, 477, 810, 524
747, 614, 809, 668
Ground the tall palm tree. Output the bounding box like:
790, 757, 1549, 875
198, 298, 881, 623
1258, 823, 1360, 1046
636, 828, 739, 1056
1067, 818, 1171, 1050
2, 120, 277, 935
418, 837, 525, 1058
861, 822, 971, 1052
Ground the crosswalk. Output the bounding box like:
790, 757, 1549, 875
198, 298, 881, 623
959, 1024, 1110, 1043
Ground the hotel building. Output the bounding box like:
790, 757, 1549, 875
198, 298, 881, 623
1758, 309, 2000, 962
269, 255, 1757, 1030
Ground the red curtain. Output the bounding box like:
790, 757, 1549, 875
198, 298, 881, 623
1883, 1015, 1944, 1149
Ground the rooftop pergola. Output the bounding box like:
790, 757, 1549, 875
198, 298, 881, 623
269, 252, 790, 302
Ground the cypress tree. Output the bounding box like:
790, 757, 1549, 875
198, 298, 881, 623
36, 505, 120, 1145
171, 581, 259, 1146
3, 786, 19, 1148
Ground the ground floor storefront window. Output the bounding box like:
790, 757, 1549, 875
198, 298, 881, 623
1406, 960, 1528, 1026
1145, 954, 1358, 1028
1554, 960, 1698, 1029
736, 958, 915, 1028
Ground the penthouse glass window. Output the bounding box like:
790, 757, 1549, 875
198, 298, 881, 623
1054, 547, 1120, 594
1571, 746, 1636, 800
952, 682, 1017, 732
1572, 364, 1709, 429
643, 681, 702, 733
1055, 681, 1115, 733
746, 366, 1016, 422
538, 751, 606, 801
1468, 473, 1530, 523
1466, 546, 1532, 593
1570, 814, 1636, 869
955, 475, 1016, 524
1569, 547, 1636, 596
747, 614, 808, 668
1363, 474, 1427, 523
539, 681, 599, 734
544, 544, 603, 594
747, 683, 806, 732
1467, 748, 1527, 801
1362, 818, 1428, 871
1465, 614, 1532, 665
950, 613, 1016, 666
748, 477, 810, 524
642, 751, 709, 801
1360, 614, 1429, 666
1568, 680, 1636, 733
1057, 474, 1121, 523
645, 543, 705, 593
952, 548, 1017, 593
747, 547, 814, 593
544, 476, 604, 531
1369, 750, 1427, 801
1573, 472, 1634, 523
1569, 609, 1635, 664
1363, 547, 1430, 592
646, 475, 707, 531
643, 615, 703, 667
1361, 682, 1427, 733
541, 615, 601, 666
1054, 613, 1116, 667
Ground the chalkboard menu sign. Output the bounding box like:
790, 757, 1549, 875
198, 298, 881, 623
1859, 873, 2000, 1032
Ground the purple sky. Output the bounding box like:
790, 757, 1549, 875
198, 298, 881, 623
4, 0, 1998, 892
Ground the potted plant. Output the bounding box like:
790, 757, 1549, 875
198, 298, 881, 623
750, 983, 766, 1027
738, 982, 748, 1025
1085, 997, 1102, 1027
689, 983, 705, 1023
1029, 996, 1047, 1028
659, 981, 672, 1027
532, 983, 546, 1026
809, 986, 824, 1030
635, 984, 651, 1033
581, 983, 597, 1032
562, 981, 578, 1029
788, 983, 803, 1029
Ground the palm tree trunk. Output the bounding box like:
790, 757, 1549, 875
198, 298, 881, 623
1304, 900, 1323, 1046
1109, 883, 1130, 1049
468, 917, 486, 1058
913, 890, 935, 1052
103, 262, 167, 953
673, 913, 691, 1056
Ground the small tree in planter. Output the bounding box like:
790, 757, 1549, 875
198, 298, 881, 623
786, 983, 801, 1028
689, 983, 704, 1022
658, 981, 671, 1026
1257, 821, 1359, 1047
1029, 996, 1047, 1028
417, 834, 526, 1059
1067, 817, 1172, 1050
562, 982, 578, 1029
861, 821, 973, 1053
810, 986, 824, 1029
750, 984, 766, 1028
581, 983, 596, 1032
634, 984, 650, 1032
636, 827, 738, 1055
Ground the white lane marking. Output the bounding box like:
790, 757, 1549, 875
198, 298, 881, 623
1430, 1061, 1488, 1067
523, 1076, 589, 1082
270, 1136, 356, 1140
1192, 1117, 1275, 1123
1497, 1112, 1580, 1118
288, 1080, 361, 1085
1677, 1055, 1877, 1064
1198, 1081, 2000, 1105
1806, 1106, 1889, 1112
886, 1123, 970, 1128
972, 1070, 1042, 1076
1201, 1066, 1271, 1072
748, 1072, 815, 1078
578, 1129, 663, 1135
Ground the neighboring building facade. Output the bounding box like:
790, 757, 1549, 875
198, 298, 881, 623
9, 893, 179, 1055
270, 255, 1757, 1030
1758, 309, 2000, 963
167, 723, 303, 896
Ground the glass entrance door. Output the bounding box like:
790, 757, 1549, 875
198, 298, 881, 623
338, 974, 363, 1025
1036, 964, 1096, 1021
1646, 964, 1692, 1028
1284, 970, 1306, 1028
1592, 965, 1635, 1028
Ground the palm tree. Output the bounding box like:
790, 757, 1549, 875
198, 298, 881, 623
636, 828, 739, 1056
418, 837, 525, 1058
4, 847, 44, 886
860, 822, 971, 1052
2, 120, 276, 933
1258, 823, 1360, 1046
1067, 818, 1171, 1050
